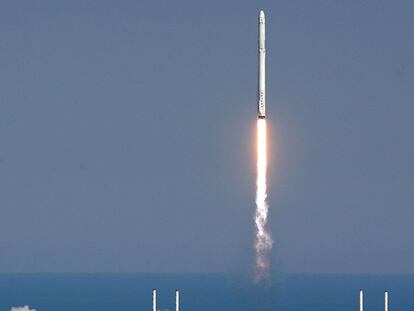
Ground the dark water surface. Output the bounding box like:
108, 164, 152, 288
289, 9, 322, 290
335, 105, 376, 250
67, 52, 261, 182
0, 274, 412, 311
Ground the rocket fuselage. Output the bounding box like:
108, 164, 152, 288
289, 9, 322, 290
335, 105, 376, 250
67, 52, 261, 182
258, 10, 266, 119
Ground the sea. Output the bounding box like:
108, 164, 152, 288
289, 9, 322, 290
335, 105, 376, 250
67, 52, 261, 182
0, 274, 412, 311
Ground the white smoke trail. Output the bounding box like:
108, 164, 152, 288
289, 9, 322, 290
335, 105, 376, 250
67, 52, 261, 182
254, 119, 273, 282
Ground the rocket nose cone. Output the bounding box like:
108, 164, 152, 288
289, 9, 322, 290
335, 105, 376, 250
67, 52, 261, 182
259, 10, 265, 18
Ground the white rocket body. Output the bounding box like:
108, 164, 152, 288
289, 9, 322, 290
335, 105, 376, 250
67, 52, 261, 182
258, 10, 266, 119
176, 290, 180, 311
152, 289, 157, 311
385, 291, 389, 311
360, 289, 364, 311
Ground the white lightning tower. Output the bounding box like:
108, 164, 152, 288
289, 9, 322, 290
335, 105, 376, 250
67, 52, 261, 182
258, 10, 266, 119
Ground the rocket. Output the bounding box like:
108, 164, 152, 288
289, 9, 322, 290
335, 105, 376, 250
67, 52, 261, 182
258, 10, 266, 119
152, 289, 157, 311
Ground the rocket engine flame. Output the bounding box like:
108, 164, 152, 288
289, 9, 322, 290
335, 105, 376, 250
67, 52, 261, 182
254, 118, 273, 282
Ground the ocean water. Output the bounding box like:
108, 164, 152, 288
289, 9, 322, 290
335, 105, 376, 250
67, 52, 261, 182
0, 274, 413, 311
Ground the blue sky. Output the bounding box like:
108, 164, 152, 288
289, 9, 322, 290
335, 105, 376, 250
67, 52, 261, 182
0, 0, 413, 273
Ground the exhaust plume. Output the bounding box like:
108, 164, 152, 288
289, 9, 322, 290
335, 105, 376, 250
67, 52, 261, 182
254, 118, 273, 282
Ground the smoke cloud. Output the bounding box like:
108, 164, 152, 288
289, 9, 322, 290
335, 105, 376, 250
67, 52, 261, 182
11, 306, 36, 311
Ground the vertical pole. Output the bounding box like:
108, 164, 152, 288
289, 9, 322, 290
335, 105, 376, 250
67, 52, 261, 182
360, 289, 364, 311
385, 291, 389, 311
176, 290, 180, 311
152, 289, 157, 311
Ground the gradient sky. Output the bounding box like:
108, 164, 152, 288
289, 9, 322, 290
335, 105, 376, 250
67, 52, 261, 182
0, 0, 413, 273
